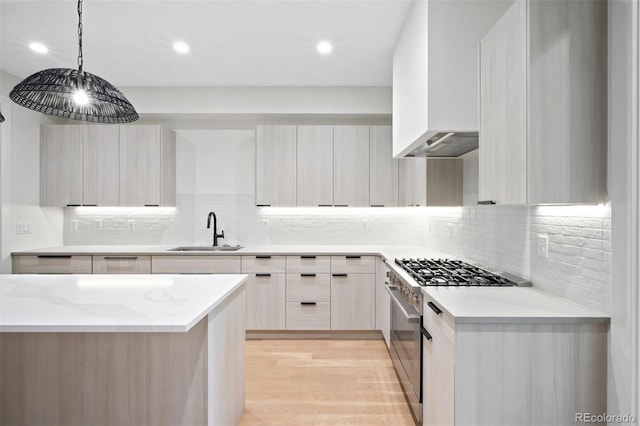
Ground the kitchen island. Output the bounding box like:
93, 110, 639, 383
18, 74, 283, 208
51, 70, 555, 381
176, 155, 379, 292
0, 274, 247, 426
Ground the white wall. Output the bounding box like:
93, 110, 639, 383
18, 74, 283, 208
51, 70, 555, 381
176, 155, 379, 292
0, 93, 63, 272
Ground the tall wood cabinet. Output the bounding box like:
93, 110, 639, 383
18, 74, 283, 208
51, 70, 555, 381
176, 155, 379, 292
41, 125, 83, 206
119, 125, 176, 207
479, 0, 607, 204
333, 126, 370, 207
296, 126, 333, 207
255, 125, 297, 207
369, 126, 398, 207
82, 126, 120, 206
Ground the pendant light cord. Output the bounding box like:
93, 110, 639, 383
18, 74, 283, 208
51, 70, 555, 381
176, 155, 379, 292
77, 0, 83, 73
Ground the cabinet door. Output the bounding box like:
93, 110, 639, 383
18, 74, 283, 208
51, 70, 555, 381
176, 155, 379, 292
246, 273, 286, 330
41, 125, 83, 206
330, 273, 375, 330
119, 125, 161, 206
369, 126, 398, 207
398, 158, 426, 206
12, 255, 92, 274
426, 159, 462, 206
92, 256, 151, 274
422, 334, 455, 426
256, 125, 297, 206
296, 126, 333, 206
478, 0, 527, 204
82, 125, 120, 206
527, 0, 607, 204
333, 126, 370, 207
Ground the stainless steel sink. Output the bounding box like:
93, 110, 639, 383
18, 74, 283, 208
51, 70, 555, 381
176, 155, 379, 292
168, 245, 243, 252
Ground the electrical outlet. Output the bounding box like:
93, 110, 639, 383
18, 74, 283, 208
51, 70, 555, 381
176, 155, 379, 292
361, 219, 369, 230
95, 219, 102, 231
261, 219, 269, 230
70, 220, 78, 231
128, 220, 135, 231
537, 234, 549, 258
15, 222, 32, 234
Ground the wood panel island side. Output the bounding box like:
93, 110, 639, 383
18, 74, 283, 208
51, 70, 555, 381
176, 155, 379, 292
0, 274, 247, 426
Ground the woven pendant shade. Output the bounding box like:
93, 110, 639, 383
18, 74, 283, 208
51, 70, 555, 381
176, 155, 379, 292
10, 68, 138, 124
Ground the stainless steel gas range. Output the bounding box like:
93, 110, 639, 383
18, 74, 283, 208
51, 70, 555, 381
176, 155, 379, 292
385, 258, 530, 425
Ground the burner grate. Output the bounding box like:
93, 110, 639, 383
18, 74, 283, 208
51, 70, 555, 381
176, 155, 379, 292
395, 258, 517, 287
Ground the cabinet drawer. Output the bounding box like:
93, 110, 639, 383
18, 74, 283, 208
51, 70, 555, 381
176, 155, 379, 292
92, 256, 151, 274
286, 302, 331, 330
13, 255, 92, 274
286, 273, 330, 302
423, 295, 456, 358
151, 256, 241, 274
241, 255, 285, 273
330, 255, 376, 274
285, 255, 330, 273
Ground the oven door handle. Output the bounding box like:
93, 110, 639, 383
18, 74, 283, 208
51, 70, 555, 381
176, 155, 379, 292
385, 285, 421, 323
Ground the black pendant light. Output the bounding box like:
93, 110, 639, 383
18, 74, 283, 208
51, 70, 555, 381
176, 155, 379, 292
10, 0, 138, 123
0, 111, 5, 123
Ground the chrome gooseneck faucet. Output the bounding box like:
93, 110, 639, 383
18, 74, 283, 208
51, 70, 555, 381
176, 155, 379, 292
206, 211, 225, 247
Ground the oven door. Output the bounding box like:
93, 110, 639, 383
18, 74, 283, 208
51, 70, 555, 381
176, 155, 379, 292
386, 284, 422, 424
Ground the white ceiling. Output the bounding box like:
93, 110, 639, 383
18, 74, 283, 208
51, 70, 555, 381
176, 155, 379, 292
0, 0, 412, 87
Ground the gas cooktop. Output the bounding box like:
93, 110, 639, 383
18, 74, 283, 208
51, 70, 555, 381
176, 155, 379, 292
394, 258, 529, 287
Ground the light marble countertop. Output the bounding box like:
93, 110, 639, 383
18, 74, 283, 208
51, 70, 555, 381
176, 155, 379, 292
421, 286, 609, 324
0, 274, 247, 333
10, 244, 441, 257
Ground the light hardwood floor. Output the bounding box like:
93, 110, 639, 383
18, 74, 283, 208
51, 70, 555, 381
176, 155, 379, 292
240, 339, 416, 425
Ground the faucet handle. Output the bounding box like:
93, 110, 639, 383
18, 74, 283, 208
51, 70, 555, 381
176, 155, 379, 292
218, 230, 225, 239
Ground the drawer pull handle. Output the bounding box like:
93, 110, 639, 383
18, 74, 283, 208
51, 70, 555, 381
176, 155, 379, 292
255, 255, 272, 259
36, 255, 72, 259
332, 274, 348, 277
300, 302, 317, 306
104, 256, 138, 260
318, 204, 332, 207
82, 204, 97, 207
421, 327, 432, 341
301, 273, 316, 277
144, 204, 160, 207
301, 256, 317, 259
256, 204, 271, 207
256, 273, 271, 277
428, 301, 442, 315
334, 204, 348, 207
370, 204, 384, 207
345, 255, 361, 259
65, 204, 81, 207
477, 200, 496, 205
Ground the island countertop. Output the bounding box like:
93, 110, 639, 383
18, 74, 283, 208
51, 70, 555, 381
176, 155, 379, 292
0, 274, 248, 333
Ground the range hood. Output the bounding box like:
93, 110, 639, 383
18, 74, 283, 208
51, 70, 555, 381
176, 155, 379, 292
404, 132, 478, 158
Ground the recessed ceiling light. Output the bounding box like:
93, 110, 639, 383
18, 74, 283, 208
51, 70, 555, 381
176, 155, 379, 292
173, 41, 190, 54
29, 42, 48, 54
317, 41, 333, 55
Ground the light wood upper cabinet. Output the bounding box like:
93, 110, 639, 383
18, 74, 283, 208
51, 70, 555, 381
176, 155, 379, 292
333, 126, 370, 207
526, 0, 607, 204
296, 125, 333, 207
82, 125, 120, 206
256, 125, 297, 207
369, 126, 399, 207
119, 125, 176, 206
427, 159, 463, 207
479, 0, 527, 205
480, 0, 607, 204
41, 125, 83, 206
398, 158, 427, 206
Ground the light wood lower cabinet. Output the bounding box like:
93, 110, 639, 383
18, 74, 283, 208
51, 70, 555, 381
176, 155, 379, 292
151, 256, 241, 274
421, 295, 608, 425
286, 302, 331, 330
330, 273, 375, 330
245, 273, 286, 330
92, 256, 151, 274
286, 273, 331, 302
12, 255, 92, 274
